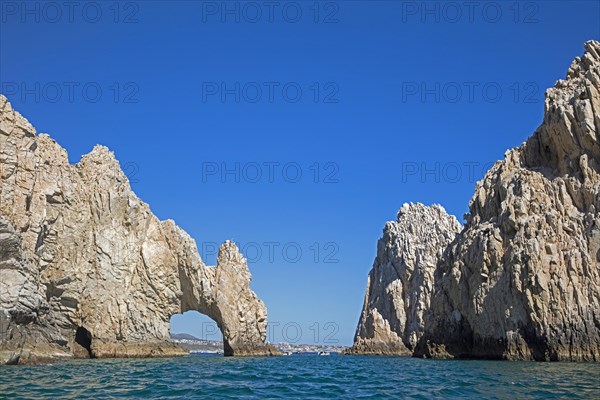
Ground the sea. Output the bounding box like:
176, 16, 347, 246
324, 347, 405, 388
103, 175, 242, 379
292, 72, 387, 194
1, 354, 599, 399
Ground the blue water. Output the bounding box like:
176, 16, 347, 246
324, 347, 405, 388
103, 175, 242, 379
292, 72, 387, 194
1, 355, 599, 399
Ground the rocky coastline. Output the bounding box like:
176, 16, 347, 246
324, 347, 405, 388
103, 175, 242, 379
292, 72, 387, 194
349, 41, 600, 361
0, 97, 279, 364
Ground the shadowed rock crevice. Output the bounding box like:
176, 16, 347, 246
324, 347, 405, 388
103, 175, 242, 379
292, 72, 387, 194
0, 97, 279, 364
75, 327, 93, 358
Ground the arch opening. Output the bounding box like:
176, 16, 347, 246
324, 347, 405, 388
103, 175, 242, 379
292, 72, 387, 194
75, 326, 94, 358
170, 311, 224, 355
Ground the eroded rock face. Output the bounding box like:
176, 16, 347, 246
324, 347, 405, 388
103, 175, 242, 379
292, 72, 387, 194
352, 41, 600, 361
417, 40, 600, 361
348, 203, 461, 355
0, 95, 278, 364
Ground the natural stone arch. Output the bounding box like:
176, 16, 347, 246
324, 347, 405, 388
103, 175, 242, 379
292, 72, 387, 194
66, 229, 278, 359
173, 240, 277, 356
170, 311, 223, 343
0, 95, 278, 363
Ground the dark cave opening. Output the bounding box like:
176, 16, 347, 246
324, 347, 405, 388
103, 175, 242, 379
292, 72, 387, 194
75, 326, 94, 358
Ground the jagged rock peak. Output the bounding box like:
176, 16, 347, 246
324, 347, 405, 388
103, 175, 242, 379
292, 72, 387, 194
0, 94, 279, 364
416, 40, 600, 361
352, 41, 600, 361
347, 203, 461, 355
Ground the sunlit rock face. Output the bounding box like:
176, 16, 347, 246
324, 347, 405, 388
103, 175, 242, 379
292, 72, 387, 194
0, 95, 278, 364
347, 203, 461, 355
353, 41, 600, 361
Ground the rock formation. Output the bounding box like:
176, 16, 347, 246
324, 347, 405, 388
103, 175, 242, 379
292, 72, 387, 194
0, 95, 278, 364
347, 203, 461, 355
351, 40, 600, 361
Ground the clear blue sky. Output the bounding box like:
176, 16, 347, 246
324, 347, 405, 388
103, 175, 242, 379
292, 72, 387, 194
1, 1, 598, 345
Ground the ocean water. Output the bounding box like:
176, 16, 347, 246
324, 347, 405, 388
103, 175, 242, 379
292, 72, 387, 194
1, 354, 599, 399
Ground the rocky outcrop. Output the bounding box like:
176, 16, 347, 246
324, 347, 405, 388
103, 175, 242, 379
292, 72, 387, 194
416, 40, 600, 361
0, 95, 278, 364
347, 204, 461, 355
352, 41, 600, 361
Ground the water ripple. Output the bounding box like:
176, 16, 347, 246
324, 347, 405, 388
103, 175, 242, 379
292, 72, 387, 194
1, 355, 599, 399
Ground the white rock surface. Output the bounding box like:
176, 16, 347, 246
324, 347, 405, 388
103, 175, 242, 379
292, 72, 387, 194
352, 41, 600, 361
0, 96, 278, 364
417, 41, 600, 361
348, 203, 461, 354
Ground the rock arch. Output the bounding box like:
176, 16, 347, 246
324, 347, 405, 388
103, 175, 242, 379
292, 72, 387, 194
170, 311, 223, 342
0, 95, 278, 364
174, 240, 278, 357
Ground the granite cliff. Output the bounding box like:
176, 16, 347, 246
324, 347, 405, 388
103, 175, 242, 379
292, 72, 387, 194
347, 204, 461, 355
351, 41, 600, 361
0, 95, 278, 364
